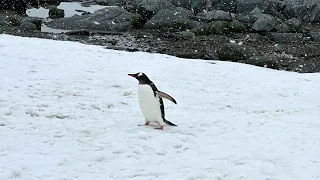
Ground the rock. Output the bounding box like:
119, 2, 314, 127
250, 7, 263, 15
266, 33, 304, 43
49, 7, 65, 19
235, 13, 266, 24
137, 0, 175, 19
246, 55, 280, 70
19, 21, 38, 31
64, 30, 90, 36
228, 20, 246, 33
170, 0, 192, 9
252, 14, 276, 32
170, 0, 207, 13
0, 0, 27, 14
275, 23, 290, 33
217, 43, 258, 61
143, 7, 199, 30
237, 0, 264, 14
178, 31, 196, 39
0, 10, 22, 26
130, 13, 147, 28
209, 0, 237, 13
195, 10, 232, 22
191, 20, 230, 35
307, 3, 320, 23
21, 17, 43, 30
39, 0, 61, 6
260, 0, 286, 20
95, 0, 121, 6
47, 6, 134, 31
309, 31, 320, 42
285, 17, 302, 32
7, 16, 21, 26
283, 0, 307, 19
236, 0, 285, 19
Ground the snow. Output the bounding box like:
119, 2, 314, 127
0, 34, 320, 180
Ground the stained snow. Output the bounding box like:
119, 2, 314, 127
0, 34, 320, 180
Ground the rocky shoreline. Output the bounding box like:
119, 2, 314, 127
1, 0, 320, 73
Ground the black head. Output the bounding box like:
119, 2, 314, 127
128, 72, 152, 84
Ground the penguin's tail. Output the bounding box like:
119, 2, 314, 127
164, 119, 177, 126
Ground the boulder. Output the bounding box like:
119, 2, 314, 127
237, 0, 264, 14
285, 17, 302, 32
137, 0, 175, 19
21, 17, 43, 30
209, 0, 237, 13
252, 14, 276, 32
195, 10, 232, 22
47, 6, 134, 31
39, 0, 61, 6
143, 7, 200, 30
49, 7, 65, 19
0, 11, 21, 26
170, 0, 207, 13
283, 0, 307, 19
191, 20, 230, 35
260, 0, 286, 20
236, 14, 261, 23
307, 2, 320, 22
275, 23, 290, 33
228, 20, 246, 33
217, 43, 258, 61
20, 21, 38, 31
178, 31, 196, 39
309, 31, 320, 42
95, 0, 123, 6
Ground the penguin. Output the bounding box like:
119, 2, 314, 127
128, 72, 177, 130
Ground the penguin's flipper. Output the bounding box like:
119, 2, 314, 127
164, 119, 178, 126
156, 91, 177, 104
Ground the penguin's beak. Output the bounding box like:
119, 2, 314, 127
128, 73, 136, 77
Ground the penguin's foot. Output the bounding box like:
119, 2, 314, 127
138, 122, 149, 126
154, 126, 164, 130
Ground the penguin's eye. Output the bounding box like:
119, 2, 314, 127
138, 73, 143, 77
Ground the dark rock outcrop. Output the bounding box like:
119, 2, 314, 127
191, 21, 230, 35
49, 8, 65, 19
137, 0, 175, 19
47, 6, 134, 31
143, 7, 200, 30
252, 14, 276, 32
195, 10, 233, 22
20, 21, 38, 31
209, 0, 237, 13
170, 0, 207, 13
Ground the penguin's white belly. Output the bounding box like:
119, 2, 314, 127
138, 85, 164, 124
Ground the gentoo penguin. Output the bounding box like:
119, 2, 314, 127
128, 72, 177, 130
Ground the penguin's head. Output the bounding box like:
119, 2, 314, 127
128, 72, 152, 84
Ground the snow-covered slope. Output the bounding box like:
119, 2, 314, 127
0, 34, 319, 180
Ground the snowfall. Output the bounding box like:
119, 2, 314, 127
0, 34, 319, 180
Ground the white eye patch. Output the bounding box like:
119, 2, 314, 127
138, 72, 143, 76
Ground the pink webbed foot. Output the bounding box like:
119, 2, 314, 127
154, 126, 164, 130
138, 122, 150, 126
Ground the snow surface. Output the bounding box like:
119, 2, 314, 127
0, 34, 320, 180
